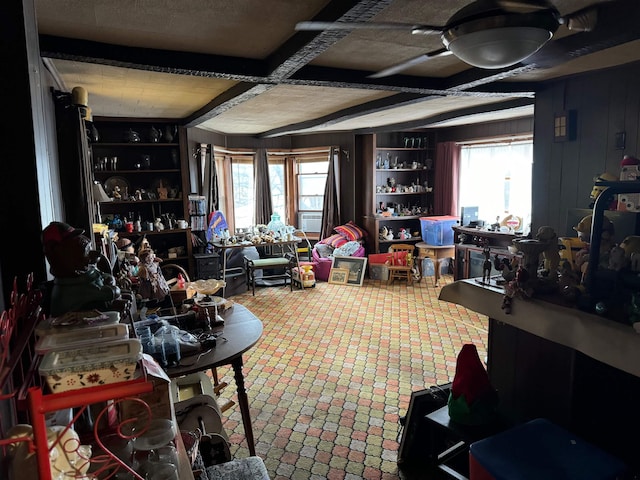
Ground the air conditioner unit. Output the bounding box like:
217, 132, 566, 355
298, 212, 322, 232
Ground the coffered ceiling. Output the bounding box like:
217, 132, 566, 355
36, 0, 640, 137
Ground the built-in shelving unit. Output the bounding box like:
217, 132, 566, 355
90, 118, 193, 276
359, 132, 436, 253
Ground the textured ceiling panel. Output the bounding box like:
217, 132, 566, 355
304, 96, 517, 132
197, 84, 395, 134
36, 0, 331, 58
36, 0, 640, 135
50, 59, 237, 118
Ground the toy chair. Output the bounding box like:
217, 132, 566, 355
387, 244, 415, 286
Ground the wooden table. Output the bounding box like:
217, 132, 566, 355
415, 242, 455, 286
166, 303, 263, 456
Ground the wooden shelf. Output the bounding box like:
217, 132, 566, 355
92, 142, 179, 147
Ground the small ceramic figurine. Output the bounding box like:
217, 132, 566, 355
482, 244, 492, 284
385, 228, 394, 241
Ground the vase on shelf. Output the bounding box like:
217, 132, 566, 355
163, 125, 177, 143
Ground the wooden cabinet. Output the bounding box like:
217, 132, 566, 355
90, 118, 193, 276
452, 227, 520, 280
359, 132, 436, 253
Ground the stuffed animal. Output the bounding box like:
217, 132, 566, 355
398, 228, 411, 239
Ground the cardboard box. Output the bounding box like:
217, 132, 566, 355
119, 354, 173, 430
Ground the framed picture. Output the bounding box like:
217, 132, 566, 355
328, 267, 349, 285
331, 256, 368, 287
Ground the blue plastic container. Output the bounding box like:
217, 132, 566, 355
420, 216, 458, 246
469, 418, 627, 480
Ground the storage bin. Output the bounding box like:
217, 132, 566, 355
39, 339, 142, 393
420, 216, 459, 246
35, 323, 130, 355
469, 418, 627, 480
35, 310, 121, 337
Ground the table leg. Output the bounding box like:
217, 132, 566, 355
221, 250, 228, 297
231, 357, 256, 456
434, 258, 441, 286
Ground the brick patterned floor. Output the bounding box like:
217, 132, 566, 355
210, 274, 488, 479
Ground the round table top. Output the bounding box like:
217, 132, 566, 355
166, 303, 263, 378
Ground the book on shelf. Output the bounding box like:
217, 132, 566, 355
188, 195, 207, 215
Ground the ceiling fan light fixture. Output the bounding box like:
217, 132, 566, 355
442, 11, 559, 69
445, 26, 552, 68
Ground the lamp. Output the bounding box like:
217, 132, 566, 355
442, 10, 559, 69
92, 181, 111, 224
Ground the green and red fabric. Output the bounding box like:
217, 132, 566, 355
448, 343, 499, 425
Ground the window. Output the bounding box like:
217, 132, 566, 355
458, 141, 533, 233
231, 157, 254, 229
268, 158, 286, 221
297, 157, 329, 212
219, 147, 331, 232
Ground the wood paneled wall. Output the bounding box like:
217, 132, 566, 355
532, 61, 640, 235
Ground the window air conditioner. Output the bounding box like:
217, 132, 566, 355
298, 212, 322, 232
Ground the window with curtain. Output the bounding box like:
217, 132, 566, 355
220, 147, 331, 231
458, 140, 533, 233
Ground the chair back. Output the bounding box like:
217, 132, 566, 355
388, 244, 415, 255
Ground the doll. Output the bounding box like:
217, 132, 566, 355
136, 248, 170, 301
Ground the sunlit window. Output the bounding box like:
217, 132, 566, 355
297, 158, 329, 212
269, 159, 286, 221
459, 141, 533, 234
231, 158, 254, 229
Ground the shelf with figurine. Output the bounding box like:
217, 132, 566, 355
90, 117, 193, 277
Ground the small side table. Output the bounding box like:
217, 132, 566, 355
415, 242, 455, 286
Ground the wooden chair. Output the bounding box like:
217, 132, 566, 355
387, 244, 415, 286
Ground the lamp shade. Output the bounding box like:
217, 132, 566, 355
442, 11, 558, 69
92, 181, 112, 203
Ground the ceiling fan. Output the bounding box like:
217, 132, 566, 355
295, 0, 603, 78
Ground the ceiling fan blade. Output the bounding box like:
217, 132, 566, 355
368, 48, 452, 79
494, 0, 556, 12
295, 21, 442, 34
562, 5, 599, 31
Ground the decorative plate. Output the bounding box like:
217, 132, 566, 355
104, 176, 130, 198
